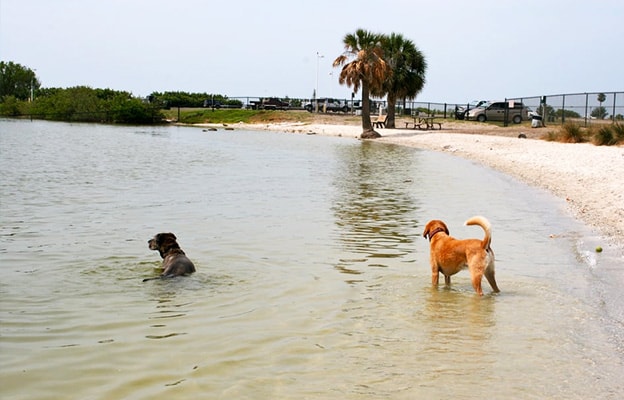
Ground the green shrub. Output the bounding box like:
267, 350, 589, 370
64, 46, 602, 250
612, 123, 624, 143
0, 96, 22, 116
560, 122, 586, 143
593, 125, 615, 146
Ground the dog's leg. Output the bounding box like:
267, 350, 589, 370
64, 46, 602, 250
471, 272, 484, 296
468, 255, 488, 296
431, 263, 440, 286
444, 274, 451, 286
484, 263, 500, 293
142, 274, 177, 282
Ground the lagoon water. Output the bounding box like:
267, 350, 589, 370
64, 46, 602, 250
1, 118, 623, 399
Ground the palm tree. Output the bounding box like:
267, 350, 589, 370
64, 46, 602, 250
333, 29, 389, 139
376, 33, 427, 129
597, 93, 606, 106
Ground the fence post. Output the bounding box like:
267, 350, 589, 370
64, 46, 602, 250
561, 94, 566, 124
612, 92, 617, 123
503, 98, 509, 127
584, 93, 589, 127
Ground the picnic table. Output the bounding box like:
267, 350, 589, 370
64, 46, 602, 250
405, 116, 442, 130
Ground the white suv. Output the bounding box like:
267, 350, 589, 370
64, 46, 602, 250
304, 98, 350, 113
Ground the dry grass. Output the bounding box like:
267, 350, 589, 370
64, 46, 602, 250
542, 122, 623, 146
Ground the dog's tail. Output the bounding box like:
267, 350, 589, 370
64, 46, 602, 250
465, 216, 492, 249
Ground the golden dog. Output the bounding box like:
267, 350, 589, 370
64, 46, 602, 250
423, 216, 500, 296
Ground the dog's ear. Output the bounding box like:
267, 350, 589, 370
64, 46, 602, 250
423, 221, 450, 239
422, 222, 431, 239
156, 232, 175, 241
159, 233, 177, 246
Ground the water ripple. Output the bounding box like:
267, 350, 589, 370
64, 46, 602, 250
1, 120, 622, 399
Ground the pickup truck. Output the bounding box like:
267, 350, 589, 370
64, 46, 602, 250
248, 98, 290, 110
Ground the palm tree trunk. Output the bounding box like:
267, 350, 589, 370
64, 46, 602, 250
386, 93, 397, 129
360, 82, 380, 139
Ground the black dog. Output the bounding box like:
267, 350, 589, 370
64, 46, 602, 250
144, 233, 196, 282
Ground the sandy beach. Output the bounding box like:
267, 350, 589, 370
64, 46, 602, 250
225, 120, 624, 252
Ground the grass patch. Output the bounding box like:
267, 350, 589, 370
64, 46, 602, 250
162, 108, 314, 125
593, 125, 615, 145
592, 123, 624, 146
559, 122, 587, 143
542, 122, 624, 146
612, 123, 624, 142
542, 130, 560, 142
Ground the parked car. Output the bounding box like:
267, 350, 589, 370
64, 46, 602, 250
203, 99, 222, 108
304, 98, 350, 113
466, 101, 529, 124
455, 100, 487, 120
352, 99, 385, 113
248, 98, 290, 110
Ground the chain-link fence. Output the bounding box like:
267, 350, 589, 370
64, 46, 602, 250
228, 92, 623, 126
505, 92, 623, 126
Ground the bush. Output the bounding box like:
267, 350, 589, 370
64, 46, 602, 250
592, 123, 624, 146
0, 96, 23, 116
593, 125, 615, 146
559, 122, 587, 143
612, 123, 624, 143
2, 86, 164, 124
542, 130, 559, 142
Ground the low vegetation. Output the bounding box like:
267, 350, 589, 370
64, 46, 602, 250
1, 86, 163, 124
161, 108, 363, 125
150, 91, 242, 108
163, 109, 310, 125
592, 123, 624, 146
543, 122, 624, 145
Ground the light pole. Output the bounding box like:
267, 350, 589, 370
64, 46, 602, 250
315, 52, 324, 113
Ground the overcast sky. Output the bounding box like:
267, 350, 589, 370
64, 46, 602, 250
1, 0, 622, 102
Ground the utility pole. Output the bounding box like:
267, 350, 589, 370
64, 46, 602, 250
315, 52, 324, 113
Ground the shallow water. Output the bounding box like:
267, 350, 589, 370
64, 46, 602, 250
1, 119, 623, 399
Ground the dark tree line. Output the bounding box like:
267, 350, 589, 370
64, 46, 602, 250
0, 61, 161, 124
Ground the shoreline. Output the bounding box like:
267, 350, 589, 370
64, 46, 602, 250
198, 121, 624, 252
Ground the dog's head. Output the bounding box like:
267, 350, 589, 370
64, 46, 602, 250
148, 232, 180, 257
422, 220, 449, 241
